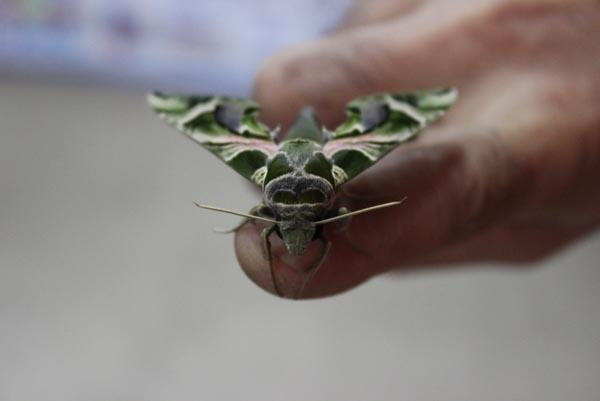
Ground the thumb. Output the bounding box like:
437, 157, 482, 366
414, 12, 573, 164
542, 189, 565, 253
234, 129, 533, 299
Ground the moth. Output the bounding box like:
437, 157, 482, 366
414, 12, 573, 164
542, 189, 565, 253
148, 88, 457, 297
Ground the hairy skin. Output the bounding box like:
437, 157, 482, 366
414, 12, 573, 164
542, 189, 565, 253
236, 0, 600, 298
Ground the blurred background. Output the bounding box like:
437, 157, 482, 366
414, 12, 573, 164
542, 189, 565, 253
1, 1, 599, 401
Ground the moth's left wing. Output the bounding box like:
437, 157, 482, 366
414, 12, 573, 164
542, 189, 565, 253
323, 88, 458, 185
148, 92, 278, 185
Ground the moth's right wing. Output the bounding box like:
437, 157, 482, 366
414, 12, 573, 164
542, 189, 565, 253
322, 88, 458, 185
148, 92, 279, 186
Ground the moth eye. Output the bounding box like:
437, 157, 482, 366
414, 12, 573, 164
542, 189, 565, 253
258, 205, 275, 218
298, 190, 325, 204
273, 191, 297, 204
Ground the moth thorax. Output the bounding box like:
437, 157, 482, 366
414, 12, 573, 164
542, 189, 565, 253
264, 174, 334, 211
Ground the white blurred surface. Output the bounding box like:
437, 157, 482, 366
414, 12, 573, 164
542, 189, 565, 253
0, 80, 599, 401
0, 0, 352, 94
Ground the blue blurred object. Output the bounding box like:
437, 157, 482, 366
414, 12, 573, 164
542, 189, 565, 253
0, 0, 353, 95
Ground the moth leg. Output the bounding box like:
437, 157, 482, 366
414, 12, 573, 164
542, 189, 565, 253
295, 235, 332, 299
334, 207, 351, 232
333, 206, 355, 243
260, 224, 282, 297
334, 207, 371, 257
214, 204, 268, 234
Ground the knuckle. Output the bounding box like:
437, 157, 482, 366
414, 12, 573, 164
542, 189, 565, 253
253, 52, 288, 103
256, 36, 386, 125
342, 0, 422, 29
468, 0, 580, 55
463, 132, 534, 229
252, 48, 313, 125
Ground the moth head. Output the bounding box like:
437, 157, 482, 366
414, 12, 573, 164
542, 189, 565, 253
194, 199, 407, 258
278, 218, 316, 256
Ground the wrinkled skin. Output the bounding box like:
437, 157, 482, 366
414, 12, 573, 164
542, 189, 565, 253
236, 0, 600, 299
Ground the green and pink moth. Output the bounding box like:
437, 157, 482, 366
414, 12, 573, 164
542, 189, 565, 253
148, 88, 457, 296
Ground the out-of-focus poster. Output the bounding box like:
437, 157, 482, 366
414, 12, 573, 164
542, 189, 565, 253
0, 0, 352, 94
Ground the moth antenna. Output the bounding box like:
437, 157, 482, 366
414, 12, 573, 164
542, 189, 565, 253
194, 202, 278, 224
314, 197, 407, 225
213, 227, 237, 234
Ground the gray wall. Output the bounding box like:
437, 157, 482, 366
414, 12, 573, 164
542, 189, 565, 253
1, 79, 599, 401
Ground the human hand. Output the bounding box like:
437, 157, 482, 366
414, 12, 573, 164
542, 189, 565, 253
236, 0, 600, 298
